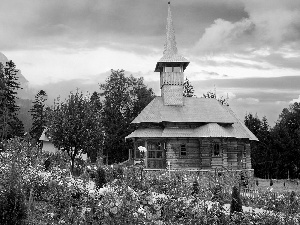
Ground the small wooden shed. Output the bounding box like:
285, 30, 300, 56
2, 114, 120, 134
126, 2, 258, 170
39, 128, 58, 154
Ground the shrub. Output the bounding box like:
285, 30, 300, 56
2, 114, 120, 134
44, 158, 51, 171
0, 164, 27, 225
230, 186, 242, 214
211, 184, 223, 204
289, 191, 298, 214
191, 179, 199, 196
0, 187, 28, 225
95, 167, 107, 188
113, 166, 123, 180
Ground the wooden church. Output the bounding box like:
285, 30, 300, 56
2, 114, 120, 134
126, 2, 258, 170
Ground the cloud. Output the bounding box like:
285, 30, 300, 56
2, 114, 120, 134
290, 95, 300, 104
194, 18, 255, 54
191, 0, 300, 71
201, 70, 220, 76
237, 97, 259, 104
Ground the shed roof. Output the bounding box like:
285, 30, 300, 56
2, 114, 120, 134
131, 97, 236, 124
39, 128, 50, 141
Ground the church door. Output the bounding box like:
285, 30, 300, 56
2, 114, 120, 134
147, 141, 166, 169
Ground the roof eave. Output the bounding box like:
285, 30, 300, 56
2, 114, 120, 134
154, 61, 190, 72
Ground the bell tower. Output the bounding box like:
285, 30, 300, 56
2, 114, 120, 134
154, 2, 190, 106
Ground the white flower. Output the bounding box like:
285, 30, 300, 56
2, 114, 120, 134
89, 189, 95, 198
110, 207, 118, 214
138, 206, 145, 215
138, 146, 147, 152
98, 187, 109, 195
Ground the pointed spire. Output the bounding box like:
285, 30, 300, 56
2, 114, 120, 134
163, 2, 178, 56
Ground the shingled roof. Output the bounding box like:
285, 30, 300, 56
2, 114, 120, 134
127, 121, 258, 141
127, 97, 258, 141
131, 97, 237, 124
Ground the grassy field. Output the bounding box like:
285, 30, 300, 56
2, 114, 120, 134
254, 178, 300, 193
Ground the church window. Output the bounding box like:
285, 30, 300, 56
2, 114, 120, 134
173, 67, 181, 72
164, 66, 181, 72
165, 67, 173, 72
147, 141, 164, 158
213, 143, 220, 156
180, 144, 187, 156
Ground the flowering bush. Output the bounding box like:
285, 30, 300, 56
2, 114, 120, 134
2, 139, 300, 224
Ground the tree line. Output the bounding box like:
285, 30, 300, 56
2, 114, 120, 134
245, 103, 300, 179
31, 69, 155, 171
2, 60, 300, 179
1, 61, 195, 171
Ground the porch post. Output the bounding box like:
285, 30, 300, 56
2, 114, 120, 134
222, 138, 228, 168
144, 140, 148, 168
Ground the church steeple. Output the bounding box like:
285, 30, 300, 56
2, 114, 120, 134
155, 2, 190, 106
163, 2, 178, 56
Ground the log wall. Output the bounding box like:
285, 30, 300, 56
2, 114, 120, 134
136, 137, 252, 170
166, 139, 201, 169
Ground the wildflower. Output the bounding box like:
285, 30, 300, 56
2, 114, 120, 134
153, 204, 161, 210
110, 206, 118, 214
138, 206, 145, 215
48, 212, 55, 218
146, 212, 153, 220
156, 210, 161, 217
89, 189, 95, 198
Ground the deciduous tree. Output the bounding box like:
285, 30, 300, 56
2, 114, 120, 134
100, 69, 155, 164
46, 91, 103, 173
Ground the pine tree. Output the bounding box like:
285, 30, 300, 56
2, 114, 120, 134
230, 186, 243, 214
203, 90, 228, 105
183, 77, 195, 97
29, 90, 47, 142
0, 61, 24, 141
83, 91, 103, 163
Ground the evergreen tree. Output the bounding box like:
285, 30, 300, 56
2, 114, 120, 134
230, 186, 243, 214
100, 69, 155, 164
84, 91, 103, 163
203, 90, 228, 105
29, 90, 47, 142
271, 102, 300, 179
244, 113, 272, 178
0, 61, 24, 142
183, 77, 195, 97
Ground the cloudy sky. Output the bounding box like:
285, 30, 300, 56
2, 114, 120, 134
1, 0, 300, 125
